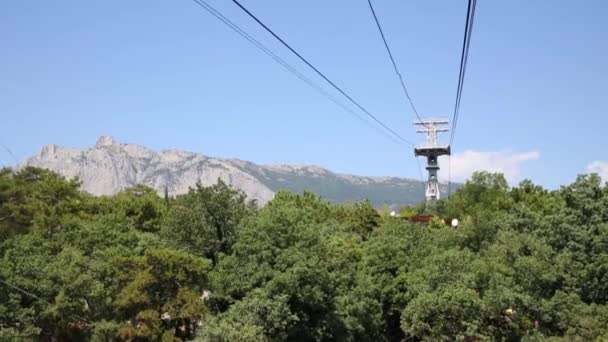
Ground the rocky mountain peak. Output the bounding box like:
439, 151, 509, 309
96, 135, 116, 147
39, 144, 58, 158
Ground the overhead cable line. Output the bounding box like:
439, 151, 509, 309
190, 0, 405, 146
189, 0, 424, 188
0, 143, 19, 165
0, 279, 91, 324
450, 0, 477, 146
448, 0, 477, 198
230, 0, 415, 147
365, 0, 428, 188
366, 0, 427, 128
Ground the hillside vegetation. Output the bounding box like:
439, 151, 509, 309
1, 167, 607, 341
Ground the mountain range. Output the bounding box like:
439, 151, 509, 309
23, 136, 451, 207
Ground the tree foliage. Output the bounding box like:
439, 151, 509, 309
0, 168, 607, 341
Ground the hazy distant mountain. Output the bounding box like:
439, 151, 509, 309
23, 136, 451, 206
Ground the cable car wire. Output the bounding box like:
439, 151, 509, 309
0, 279, 91, 324
450, 0, 477, 147
0, 143, 19, 165
230, 0, 414, 147
190, 0, 425, 190
190, 0, 406, 146
364, 0, 429, 189
448, 0, 476, 199
366, 0, 427, 128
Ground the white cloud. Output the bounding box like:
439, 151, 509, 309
587, 161, 608, 181
437, 150, 540, 185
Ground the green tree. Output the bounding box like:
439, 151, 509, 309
114, 249, 211, 341
334, 200, 381, 238
209, 192, 369, 341
448, 171, 513, 219
0, 167, 85, 239
95, 184, 166, 233
160, 180, 254, 265
2, 167, 608, 341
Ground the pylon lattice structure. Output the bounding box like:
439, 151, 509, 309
414, 119, 451, 202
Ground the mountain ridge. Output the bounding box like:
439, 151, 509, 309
23, 136, 450, 206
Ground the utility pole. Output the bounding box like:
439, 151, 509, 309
414, 119, 450, 202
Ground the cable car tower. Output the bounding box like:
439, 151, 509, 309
414, 119, 451, 202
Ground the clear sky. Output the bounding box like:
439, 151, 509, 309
1, 0, 607, 189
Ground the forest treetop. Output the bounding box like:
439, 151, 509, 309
1, 167, 607, 341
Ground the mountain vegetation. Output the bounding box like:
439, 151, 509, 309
1, 166, 607, 341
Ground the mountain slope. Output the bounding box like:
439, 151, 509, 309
24, 136, 450, 206
234, 162, 431, 206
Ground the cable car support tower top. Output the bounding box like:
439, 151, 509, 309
414, 119, 451, 202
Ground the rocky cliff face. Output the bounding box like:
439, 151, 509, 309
24, 136, 446, 206
26, 136, 275, 204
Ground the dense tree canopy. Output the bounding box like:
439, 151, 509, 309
1, 167, 607, 341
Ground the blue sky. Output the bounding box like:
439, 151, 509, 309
1, 0, 607, 189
